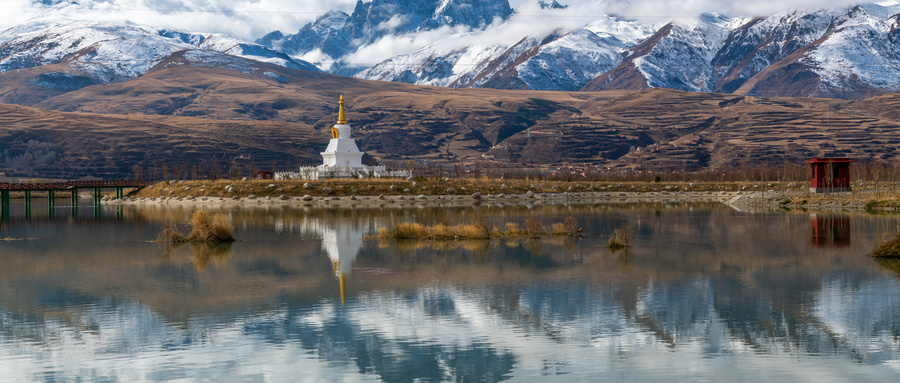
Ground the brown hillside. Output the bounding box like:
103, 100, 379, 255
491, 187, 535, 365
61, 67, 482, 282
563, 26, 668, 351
2, 60, 900, 178
0, 103, 319, 179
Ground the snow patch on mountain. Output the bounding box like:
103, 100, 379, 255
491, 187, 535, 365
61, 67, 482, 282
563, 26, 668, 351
357, 13, 657, 90
632, 14, 740, 92
0, 19, 320, 88
803, 4, 900, 95
515, 17, 656, 90
0, 21, 193, 83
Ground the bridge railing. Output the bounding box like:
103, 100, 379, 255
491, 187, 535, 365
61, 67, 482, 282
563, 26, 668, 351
0, 180, 153, 190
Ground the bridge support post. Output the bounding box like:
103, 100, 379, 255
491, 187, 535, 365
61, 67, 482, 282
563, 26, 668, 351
71, 188, 78, 207
116, 188, 123, 200
93, 187, 101, 206
48, 190, 56, 218
1, 190, 8, 222
24, 191, 31, 219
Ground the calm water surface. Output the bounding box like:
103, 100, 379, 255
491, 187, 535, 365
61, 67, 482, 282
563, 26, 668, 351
1, 201, 900, 382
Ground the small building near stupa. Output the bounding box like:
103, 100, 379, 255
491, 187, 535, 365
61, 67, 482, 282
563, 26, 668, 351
279, 95, 408, 180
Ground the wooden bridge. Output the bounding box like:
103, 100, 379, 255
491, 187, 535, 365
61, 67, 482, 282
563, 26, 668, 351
1, 180, 153, 220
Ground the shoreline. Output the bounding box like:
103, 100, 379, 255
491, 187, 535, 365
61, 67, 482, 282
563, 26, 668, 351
92, 179, 900, 213
105, 190, 739, 209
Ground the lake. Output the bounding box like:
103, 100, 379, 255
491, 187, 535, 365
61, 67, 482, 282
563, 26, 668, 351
1, 201, 900, 382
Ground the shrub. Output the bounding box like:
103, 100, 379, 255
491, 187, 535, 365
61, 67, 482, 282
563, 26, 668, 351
472, 215, 492, 238
563, 215, 578, 235
872, 231, 900, 258
525, 217, 546, 238
607, 223, 633, 249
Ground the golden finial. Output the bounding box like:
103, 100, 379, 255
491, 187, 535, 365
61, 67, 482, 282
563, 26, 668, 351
337, 94, 347, 125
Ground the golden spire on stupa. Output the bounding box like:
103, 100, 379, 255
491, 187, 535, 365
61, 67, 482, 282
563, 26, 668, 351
337, 94, 347, 125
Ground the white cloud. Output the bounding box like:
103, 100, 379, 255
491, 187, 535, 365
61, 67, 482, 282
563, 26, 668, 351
344, 24, 475, 66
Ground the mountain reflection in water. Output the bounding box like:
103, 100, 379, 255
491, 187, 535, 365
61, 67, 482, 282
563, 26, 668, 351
1, 202, 900, 382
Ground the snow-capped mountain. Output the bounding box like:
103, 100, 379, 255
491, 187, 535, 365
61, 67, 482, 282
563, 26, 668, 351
585, 3, 900, 98
356, 15, 655, 90
256, 0, 514, 75
348, 2, 900, 98
0, 1, 320, 91
2, 0, 900, 100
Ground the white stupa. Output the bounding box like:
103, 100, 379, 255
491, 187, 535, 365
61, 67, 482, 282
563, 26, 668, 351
278, 95, 409, 180
320, 94, 364, 170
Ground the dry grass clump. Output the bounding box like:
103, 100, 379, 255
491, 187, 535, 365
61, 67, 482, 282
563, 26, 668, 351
188, 210, 234, 242
502, 222, 526, 235
872, 231, 900, 258
377, 221, 491, 240
549, 216, 579, 235
378, 222, 427, 239
162, 210, 235, 243
550, 223, 566, 234
607, 223, 633, 249
374, 215, 580, 241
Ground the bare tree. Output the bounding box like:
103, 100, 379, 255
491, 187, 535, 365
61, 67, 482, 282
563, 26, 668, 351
132, 165, 144, 180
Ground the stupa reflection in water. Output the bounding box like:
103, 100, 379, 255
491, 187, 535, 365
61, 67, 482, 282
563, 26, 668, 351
319, 220, 362, 305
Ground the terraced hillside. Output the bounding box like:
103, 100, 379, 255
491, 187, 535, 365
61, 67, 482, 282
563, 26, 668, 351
0, 103, 319, 179
1, 59, 899, 178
